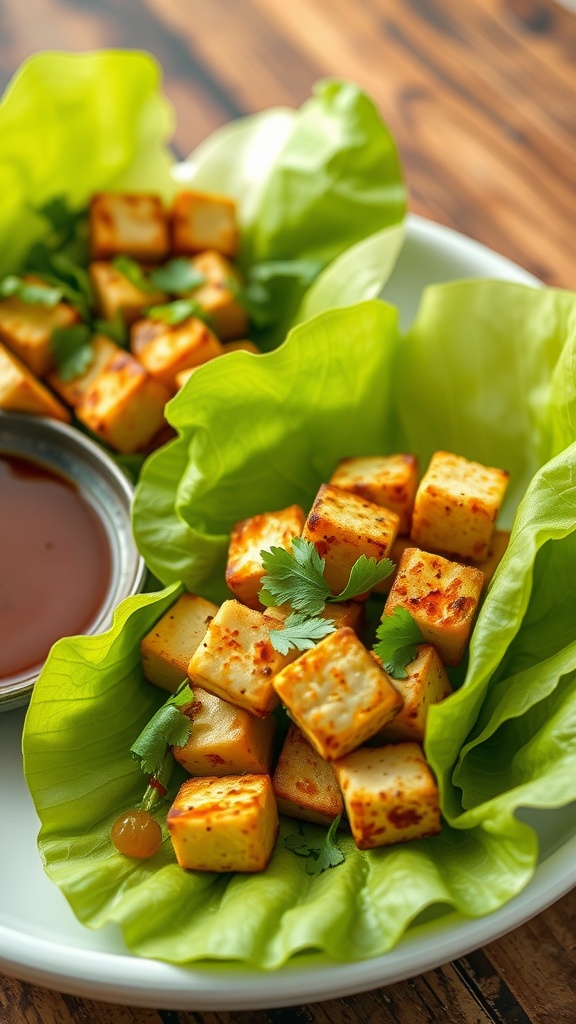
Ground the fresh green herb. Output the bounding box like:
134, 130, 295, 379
0, 274, 62, 307
228, 276, 274, 328
51, 324, 93, 381
35, 196, 85, 236
112, 255, 157, 293
373, 607, 425, 679
146, 298, 212, 326
149, 259, 206, 294
260, 538, 394, 617
26, 197, 90, 274
229, 259, 322, 329
130, 681, 193, 781
94, 313, 129, 347
284, 815, 345, 876
268, 611, 336, 656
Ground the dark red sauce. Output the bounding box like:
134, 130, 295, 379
0, 452, 112, 680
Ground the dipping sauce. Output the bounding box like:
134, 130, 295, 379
0, 452, 112, 680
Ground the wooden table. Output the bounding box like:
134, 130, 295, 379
1, 0, 575, 1021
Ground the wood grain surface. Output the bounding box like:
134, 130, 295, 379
1, 0, 575, 1021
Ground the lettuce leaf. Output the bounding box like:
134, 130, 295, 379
24, 282, 576, 966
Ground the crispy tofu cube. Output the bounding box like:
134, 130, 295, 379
167, 774, 278, 872
89, 261, 166, 325
372, 645, 452, 742
335, 743, 441, 849
75, 349, 170, 453
272, 723, 344, 825
384, 547, 484, 665
411, 451, 509, 561
302, 483, 400, 596
140, 593, 219, 693
172, 193, 238, 258
0, 342, 70, 422
330, 454, 419, 534
131, 316, 223, 391
187, 599, 297, 717
47, 334, 119, 408
468, 530, 511, 592
264, 599, 365, 637
226, 505, 306, 610
185, 252, 248, 339
173, 687, 276, 776
89, 193, 169, 261
222, 339, 260, 354
0, 284, 79, 377
273, 627, 402, 760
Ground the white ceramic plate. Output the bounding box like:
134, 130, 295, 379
3, 216, 574, 1011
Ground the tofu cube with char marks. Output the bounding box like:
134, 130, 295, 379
264, 598, 365, 637
273, 627, 403, 761
411, 451, 509, 561
272, 723, 343, 826
173, 687, 276, 776
89, 261, 166, 325
384, 547, 484, 666
187, 599, 298, 717
89, 193, 169, 261
226, 504, 306, 610
334, 742, 441, 849
186, 251, 249, 339
47, 334, 119, 408
140, 593, 219, 693
172, 192, 238, 258
330, 454, 419, 534
371, 644, 452, 743
167, 774, 278, 872
75, 349, 170, 453
302, 484, 400, 597
0, 342, 70, 421
131, 316, 223, 392
0, 282, 79, 377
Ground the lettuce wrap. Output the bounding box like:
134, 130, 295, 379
23, 283, 576, 966
0, 52, 406, 345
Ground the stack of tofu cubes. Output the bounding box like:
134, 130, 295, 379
140, 450, 510, 873
0, 191, 257, 451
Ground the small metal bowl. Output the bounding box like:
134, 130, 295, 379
0, 411, 147, 711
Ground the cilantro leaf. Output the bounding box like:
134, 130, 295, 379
373, 607, 425, 678
112, 255, 157, 293
130, 682, 193, 780
259, 537, 330, 616
35, 196, 85, 235
269, 611, 336, 655
284, 815, 345, 876
0, 274, 62, 307
51, 324, 93, 381
331, 554, 395, 603
94, 313, 129, 347
149, 259, 206, 294
146, 298, 213, 326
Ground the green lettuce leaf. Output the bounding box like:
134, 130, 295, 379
23, 281, 576, 967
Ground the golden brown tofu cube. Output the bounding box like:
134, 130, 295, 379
302, 483, 400, 596
372, 644, 452, 742
185, 252, 248, 339
330, 454, 419, 534
173, 687, 276, 776
335, 743, 441, 849
89, 193, 169, 261
222, 339, 260, 354
75, 350, 170, 454
140, 593, 219, 693
89, 261, 166, 325
468, 530, 511, 592
172, 193, 238, 258
273, 627, 402, 760
131, 316, 223, 392
411, 450, 509, 561
226, 505, 306, 610
167, 774, 278, 872
264, 599, 365, 637
47, 334, 119, 408
0, 343, 70, 422
273, 723, 344, 826
383, 547, 484, 666
188, 599, 297, 717
0, 285, 79, 378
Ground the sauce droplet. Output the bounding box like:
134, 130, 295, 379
110, 810, 162, 859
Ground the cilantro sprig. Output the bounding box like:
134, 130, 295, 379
145, 298, 213, 326
284, 815, 345, 875
51, 324, 93, 382
268, 611, 336, 656
0, 274, 63, 307
130, 682, 193, 810
373, 607, 425, 678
